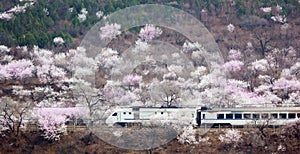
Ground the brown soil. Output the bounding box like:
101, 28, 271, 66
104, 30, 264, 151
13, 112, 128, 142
1, 127, 299, 154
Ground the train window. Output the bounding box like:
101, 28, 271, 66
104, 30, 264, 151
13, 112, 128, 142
244, 114, 251, 119
279, 113, 287, 119
288, 113, 296, 119
235, 114, 242, 119
226, 114, 233, 119
253, 114, 259, 119
129, 112, 132, 115
161, 112, 164, 114
112, 113, 117, 116
271, 113, 278, 119
155, 112, 157, 114
123, 112, 126, 115
202, 114, 205, 119
217, 114, 224, 119
261, 113, 268, 119
297, 113, 300, 118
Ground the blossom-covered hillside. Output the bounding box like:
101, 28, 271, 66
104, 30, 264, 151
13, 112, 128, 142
0, 0, 300, 153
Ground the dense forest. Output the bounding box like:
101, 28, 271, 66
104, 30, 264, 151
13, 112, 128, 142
1, 0, 300, 48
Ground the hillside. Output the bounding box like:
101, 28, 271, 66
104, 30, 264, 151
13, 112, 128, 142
0, 0, 300, 153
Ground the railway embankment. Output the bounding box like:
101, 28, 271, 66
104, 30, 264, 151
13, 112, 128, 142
1, 123, 299, 153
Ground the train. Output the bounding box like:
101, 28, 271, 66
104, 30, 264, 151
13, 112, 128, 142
105, 106, 300, 127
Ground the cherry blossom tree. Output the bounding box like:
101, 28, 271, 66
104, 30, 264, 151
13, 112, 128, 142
36, 107, 86, 140
53, 37, 65, 45
99, 23, 121, 39
223, 60, 244, 73
95, 47, 122, 77
0, 59, 34, 80
78, 8, 88, 23
122, 74, 142, 90
68, 47, 97, 79
177, 125, 197, 144
139, 24, 162, 42
219, 129, 242, 147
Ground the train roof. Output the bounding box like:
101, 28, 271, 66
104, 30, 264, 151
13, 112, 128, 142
201, 107, 300, 112
115, 106, 300, 112
118, 106, 197, 109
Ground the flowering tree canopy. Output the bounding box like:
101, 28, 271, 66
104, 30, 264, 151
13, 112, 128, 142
139, 24, 162, 42
99, 23, 121, 39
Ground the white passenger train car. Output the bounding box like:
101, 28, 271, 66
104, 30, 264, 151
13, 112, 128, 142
105, 106, 196, 126
198, 107, 300, 127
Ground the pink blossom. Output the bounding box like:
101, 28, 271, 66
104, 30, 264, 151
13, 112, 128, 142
139, 24, 162, 41
0, 59, 34, 80
36, 107, 85, 140
273, 78, 300, 91
223, 60, 244, 72
36, 65, 66, 83
228, 49, 242, 60
122, 74, 142, 86
0, 65, 10, 79
103, 86, 125, 100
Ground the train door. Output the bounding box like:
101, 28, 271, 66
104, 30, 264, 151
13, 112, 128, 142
196, 109, 201, 126
133, 107, 140, 120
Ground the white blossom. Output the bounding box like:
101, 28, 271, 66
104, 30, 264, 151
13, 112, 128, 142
95, 48, 121, 70
78, 8, 88, 23
43, 8, 49, 16
96, 11, 103, 19
139, 24, 162, 41
277, 144, 286, 151
78, 14, 87, 23
182, 41, 203, 53
0, 12, 14, 20
290, 62, 300, 76
199, 136, 210, 143
246, 42, 253, 49
0, 45, 9, 52
219, 129, 242, 145
177, 125, 197, 144
190, 66, 207, 80
271, 15, 286, 23
260, 7, 272, 13
99, 23, 121, 39
133, 39, 150, 52
227, 24, 235, 32
68, 7, 74, 12
251, 59, 269, 71
167, 65, 184, 75
53, 37, 65, 45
